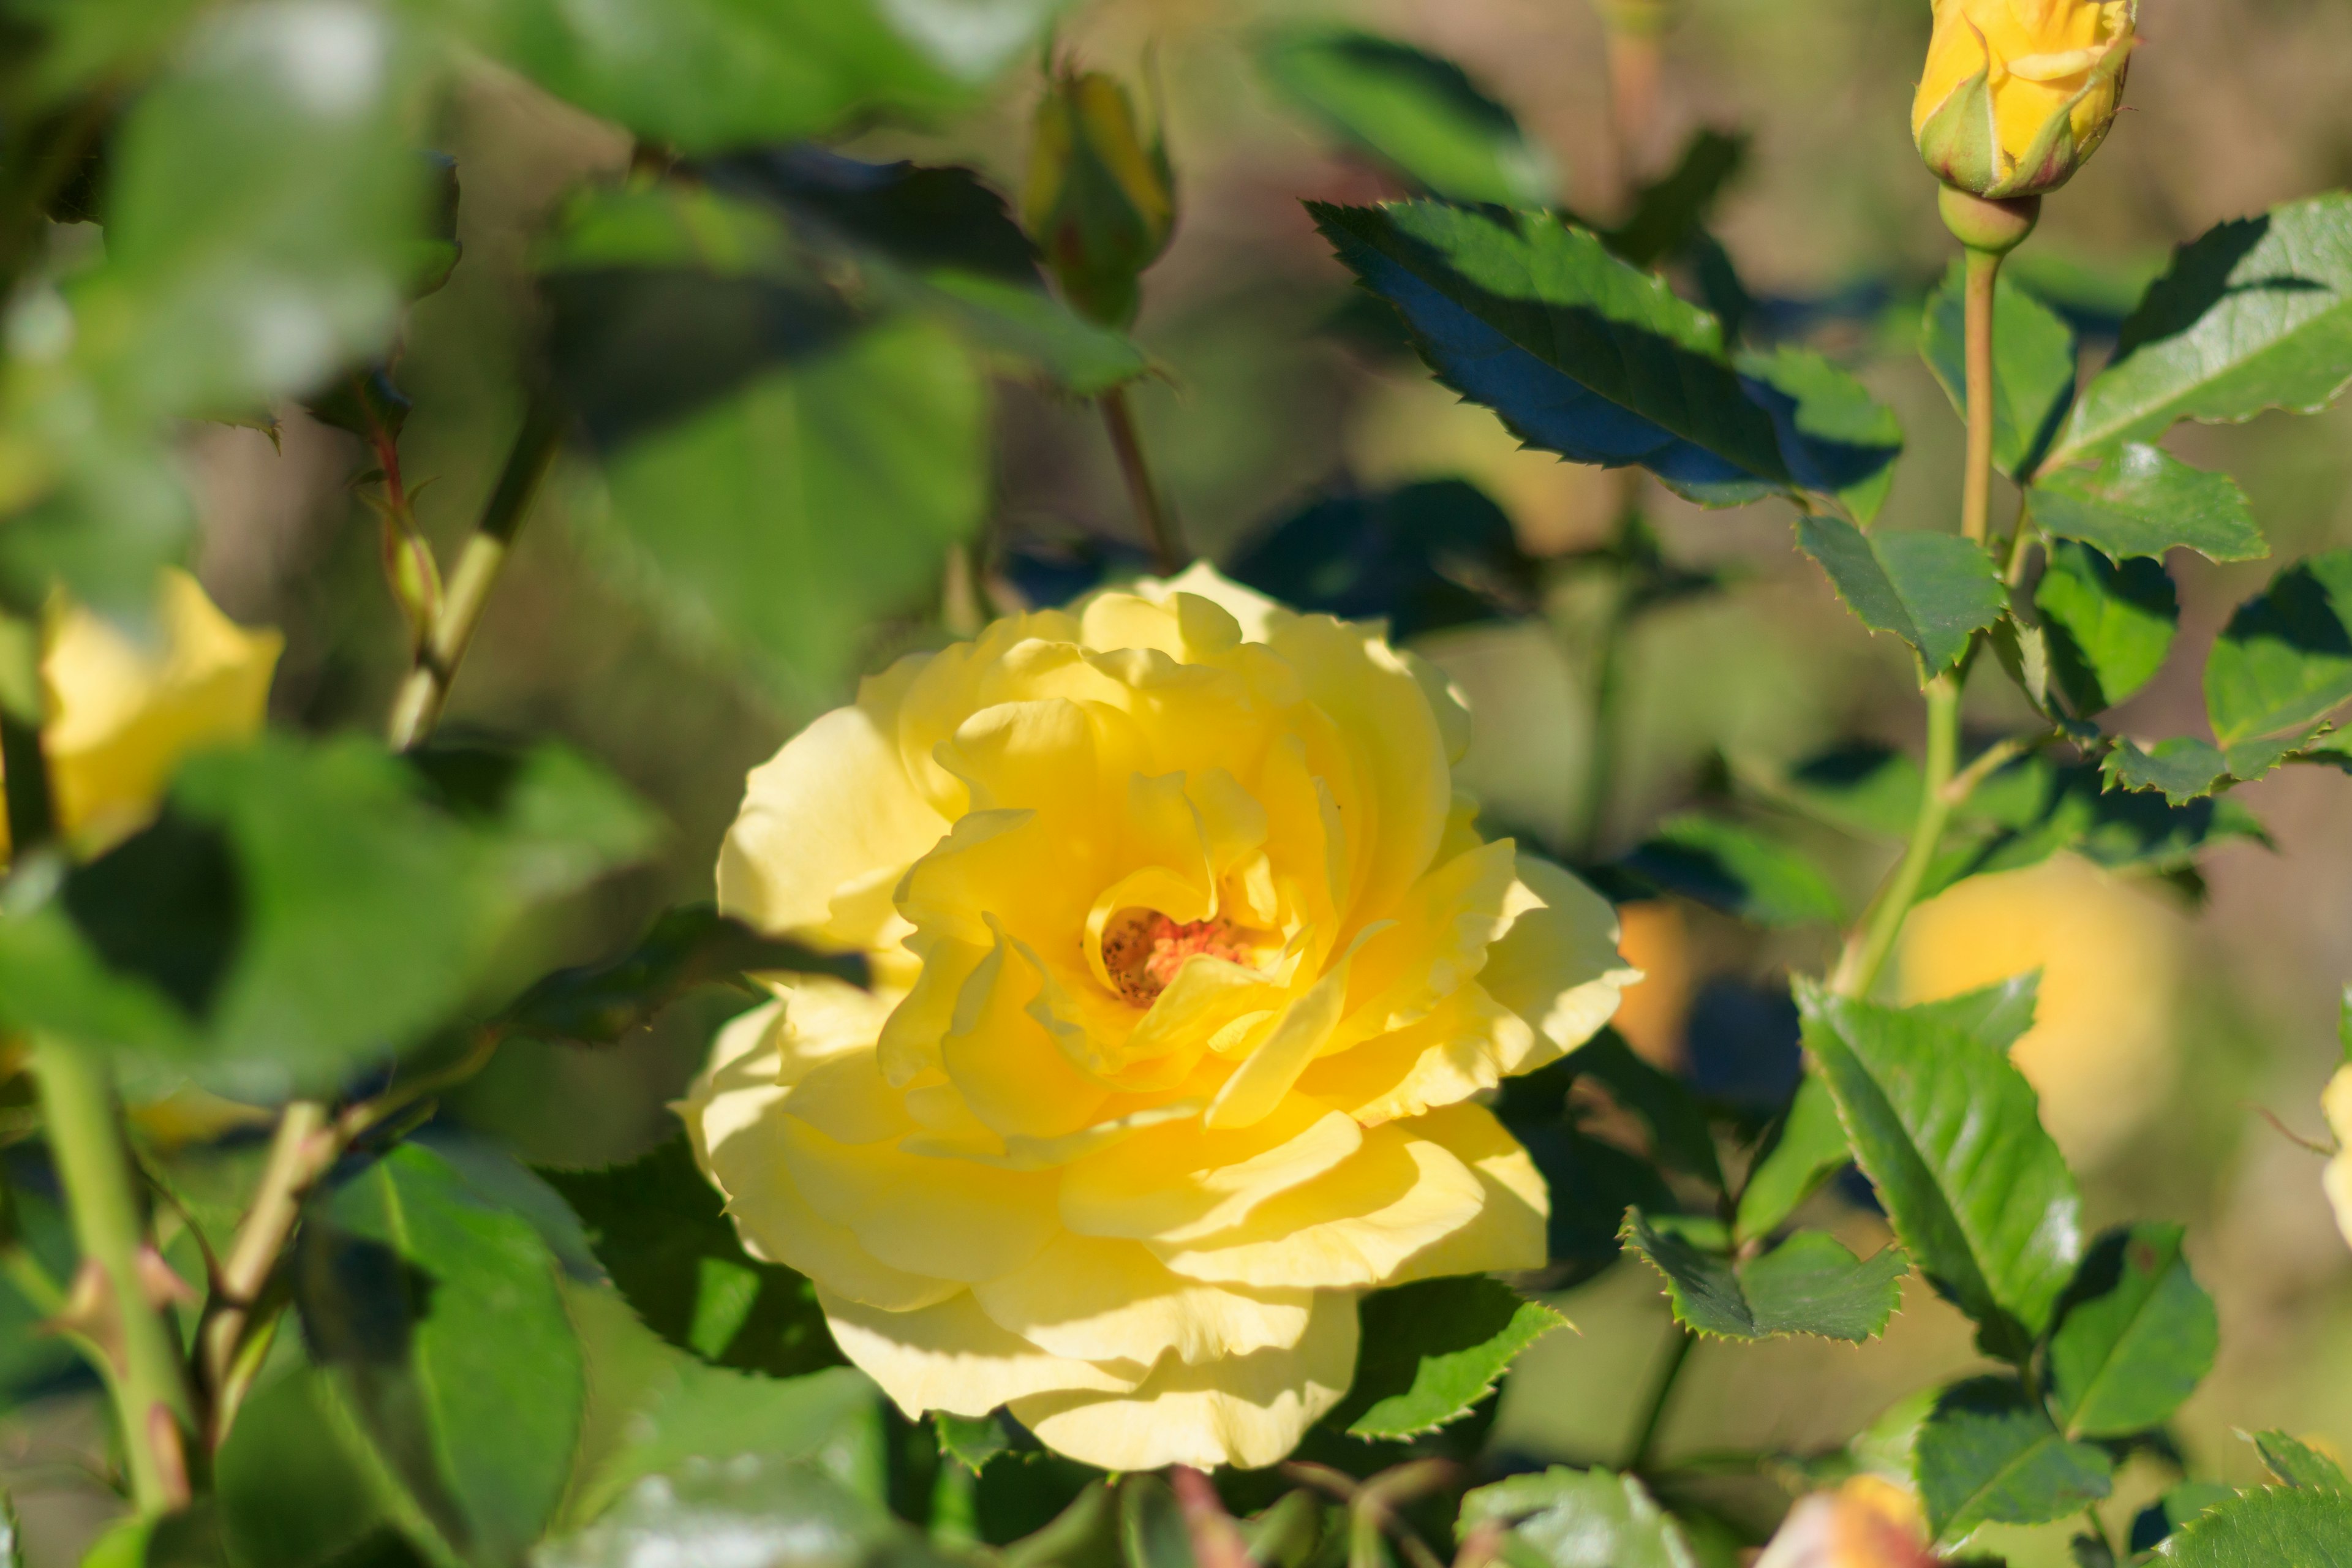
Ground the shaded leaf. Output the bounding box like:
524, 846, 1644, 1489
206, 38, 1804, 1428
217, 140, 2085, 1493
1731, 1074, 1848, 1245
2046, 1224, 2217, 1439
1622, 1211, 1904, 1343
2158, 1485, 2352, 1567
1225, 479, 1537, 639
2255, 1431, 2352, 1493
1796, 517, 2003, 673
2036, 540, 2177, 715
935, 1413, 1012, 1476
1618, 814, 1845, 930
2100, 739, 2228, 805
1928, 755, 2267, 891
1259, 28, 1556, 206
2029, 445, 2266, 564
216, 1368, 402, 1568
1567, 1031, 1724, 1188
1798, 985, 2081, 1359
2205, 549, 2352, 747
1738, 743, 1923, 840
1497, 1062, 1678, 1279
1922, 262, 2078, 480
1458, 1468, 1700, 1568
1604, 130, 1748, 271
1328, 1276, 1565, 1439
1915, 1377, 2112, 1545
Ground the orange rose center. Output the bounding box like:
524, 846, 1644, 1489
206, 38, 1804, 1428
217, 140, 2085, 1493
1101, 910, 1253, 1006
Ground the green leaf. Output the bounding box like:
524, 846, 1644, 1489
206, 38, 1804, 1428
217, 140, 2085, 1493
1929, 756, 2268, 891
500, 903, 864, 1044
0, 736, 656, 1095
1796, 517, 2005, 673
1327, 1276, 1566, 1439
2206, 549, 2352, 747
1910, 973, 2042, 1055
1496, 1065, 1678, 1277
1458, 1468, 1699, 1568
1922, 262, 2078, 480
1738, 347, 1907, 524
1621, 1210, 1904, 1343
1226, 478, 1538, 641
2255, 1430, 2352, 1493
2036, 540, 2178, 715
1308, 202, 1899, 514
420, 0, 1060, 157
2052, 194, 2352, 465
295, 1143, 586, 1567
2160, 1485, 2352, 1567
1914, 1377, 2113, 1545
1258, 28, 1557, 206
1567, 1031, 1724, 1188
1120, 1476, 1191, 1568
2029, 445, 2266, 564
2045, 1224, 2217, 1439
1619, 814, 1845, 929
216, 1368, 403, 1568
540, 1453, 952, 1568
1738, 743, 1923, 840
541, 1136, 843, 1378
1604, 130, 1749, 271
1730, 1073, 1848, 1245
1798, 984, 2082, 1359
2128, 1482, 2237, 1553
2100, 738, 2229, 805
935, 1412, 1013, 1476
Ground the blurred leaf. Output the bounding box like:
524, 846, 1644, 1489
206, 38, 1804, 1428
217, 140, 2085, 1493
1498, 1063, 1677, 1278
1457, 1468, 1699, 1568
541, 1136, 844, 1378
1258, 27, 1556, 207
1567, 1031, 1724, 1187
1603, 130, 1748, 271
935, 1412, 1011, 1476
1921, 262, 2077, 481
1928, 755, 2267, 891
1914, 1377, 2113, 1545
2029, 445, 2266, 564
2045, 1223, 2217, 1439
541, 1452, 953, 1568
296, 1142, 585, 1567
1796, 518, 2003, 673
1731, 1074, 1846, 1245
0, 1156, 83, 1402
305, 366, 412, 446
2127, 1482, 2237, 1554
0, 736, 656, 1096
1622, 1211, 1905, 1343
1309, 202, 1899, 514
2035, 540, 2176, 715
500, 903, 864, 1044
2206, 548, 2352, 747
418, 0, 1060, 157
2147, 1485, 2352, 1567
1224, 478, 1537, 639
580, 314, 987, 697
1619, 813, 1845, 930
2255, 1431, 2352, 1492
1740, 742, 1923, 840
216, 1368, 405, 1568
1327, 1275, 1566, 1439
1120, 1475, 1190, 1568
2052, 194, 2352, 466
1798, 984, 2081, 1360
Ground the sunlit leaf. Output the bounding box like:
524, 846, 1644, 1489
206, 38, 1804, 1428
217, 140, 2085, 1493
1329, 1276, 1566, 1439
2205, 548, 2352, 747
1623, 1211, 1905, 1343
1459, 1468, 1700, 1568
2029, 445, 2266, 564
2046, 1223, 2217, 1439
1913, 1376, 2112, 1545
2035, 539, 2177, 715
1796, 517, 2003, 673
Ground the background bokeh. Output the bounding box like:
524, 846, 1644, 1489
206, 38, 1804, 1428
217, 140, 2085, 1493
16, 1, 2352, 1562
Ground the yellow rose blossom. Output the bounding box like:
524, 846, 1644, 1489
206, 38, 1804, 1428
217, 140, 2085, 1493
0, 568, 282, 861
685, 565, 1637, 1470
1753, 1477, 1935, 1568
1913, 0, 2136, 200
2325, 1065, 2352, 1252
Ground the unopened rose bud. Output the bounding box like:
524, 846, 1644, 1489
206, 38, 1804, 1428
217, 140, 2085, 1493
1022, 66, 1175, 328
1913, 0, 2136, 201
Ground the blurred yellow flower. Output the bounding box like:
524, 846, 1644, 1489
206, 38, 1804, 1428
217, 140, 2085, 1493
1754, 1477, 1935, 1568
686, 565, 1636, 1469
1913, 0, 2135, 200
1899, 853, 2182, 1169
0, 569, 281, 861
2325, 1065, 2352, 1251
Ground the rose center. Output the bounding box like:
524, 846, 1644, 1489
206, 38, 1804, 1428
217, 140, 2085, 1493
1100, 910, 1251, 1006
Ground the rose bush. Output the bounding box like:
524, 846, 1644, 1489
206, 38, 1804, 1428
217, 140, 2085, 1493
685, 565, 1636, 1468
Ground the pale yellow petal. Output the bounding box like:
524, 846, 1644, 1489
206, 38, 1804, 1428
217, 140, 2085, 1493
778, 1115, 1060, 1283
1335, 839, 1528, 1047
1381, 1102, 1548, 1283
1203, 932, 1368, 1130
821, 1288, 1142, 1419
780, 1049, 914, 1146
1481, 854, 1638, 1059
2326, 1066, 2352, 1251
1135, 564, 1290, 646
940, 924, 1112, 1141
1295, 985, 1538, 1126
973, 1232, 1315, 1365
1399, 649, 1472, 766
1060, 1102, 1363, 1243
1009, 1290, 1357, 1471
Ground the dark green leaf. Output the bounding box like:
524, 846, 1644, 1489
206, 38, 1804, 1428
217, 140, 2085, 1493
1922, 262, 2078, 480
1730, 1073, 1847, 1245
1796, 517, 2004, 673
1914, 1377, 2113, 1545
2036, 540, 2177, 715
1928, 756, 2267, 891
1457, 1468, 1699, 1568
2046, 1224, 2217, 1439
2029, 445, 2266, 564
1258, 28, 1556, 206
1327, 1276, 1566, 1439
1619, 814, 1845, 930
1498, 1065, 1678, 1278
935, 1412, 1012, 1476
216, 1368, 404, 1568
2100, 738, 2228, 805
2052, 194, 2352, 465
1604, 130, 1749, 271
1120, 1476, 1192, 1568
1567, 1031, 1724, 1188
420, 0, 1059, 157
2128, 1482, 2236, 1553
2159, 1485, 2352, 1567
1798, 984, 2081, 1359
501, 903, 864, 1044
1622, 1210, 1904, 1343
541, 1136, 844, 1378
2206, 549, 2352, 747
2255, 1430, 2352, 1493
296, 1143, 586, 1566
1226, 479, 1537, 639
1308, 202, 1898, 514
1738, 347, 1906, 524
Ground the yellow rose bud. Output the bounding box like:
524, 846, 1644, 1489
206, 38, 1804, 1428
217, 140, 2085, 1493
2326, 1065, 2352, 1251
1023, 67, 1176, 329
1913, 0, 2136, 200
1754, 1477, 1935, 1568
0, 569, 282, 862
687, 565, 1637, 1470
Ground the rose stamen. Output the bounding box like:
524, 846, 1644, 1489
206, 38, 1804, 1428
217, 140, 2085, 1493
1101, 910, 1252, 1006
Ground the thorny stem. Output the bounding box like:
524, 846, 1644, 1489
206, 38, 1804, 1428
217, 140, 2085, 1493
1627, 1323, 1697, 1471
1960, 246, 2003, 548
1832, 668, 1962, 998
385, 399, 565, 752
1099, 385, 1187, 576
